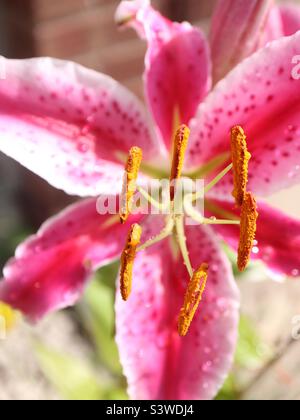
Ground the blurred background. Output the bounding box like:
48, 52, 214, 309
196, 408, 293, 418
0, 0, 300, 400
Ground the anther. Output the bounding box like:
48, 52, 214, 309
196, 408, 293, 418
237, 192, 258, 272
178, 263, 209, 337
120, 223, 142, 301
230, 126, 251, 207
120, 146, 143, 224
170, 125, 190, 200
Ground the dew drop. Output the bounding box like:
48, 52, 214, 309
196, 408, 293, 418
210, 264, 218, 273
252, 246, 259, 254
291, 269, 299, 277
77, 142, 89, 153
202, 361, 212, 373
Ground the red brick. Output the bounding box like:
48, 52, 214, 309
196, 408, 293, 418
73, 38, 146, 81
183, 0, 217, 22
33, 3, 134, 58
31, 0, 110, 21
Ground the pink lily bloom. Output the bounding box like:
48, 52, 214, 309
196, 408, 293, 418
0, 0, 300, 400
210, 0, 300, 82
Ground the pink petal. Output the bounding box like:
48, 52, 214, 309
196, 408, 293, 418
188, 31, 300, 199
115, 1, 211, 149
279, 4, 300, 36
116, 217, 239, 400
0, 57, 163, 196
210, 0, 273, 83
262, 6, 284, 43
0, 198, 139, 321
210, 199, 300, 278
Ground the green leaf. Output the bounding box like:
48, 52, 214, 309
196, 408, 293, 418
216, 374, 238, 400
35, 343, 103, 400
235, 315, 270, 368
79, 263, 122, 374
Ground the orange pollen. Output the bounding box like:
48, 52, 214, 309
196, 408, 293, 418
238, 192, 258, 272
178, 263, 209, 337
170, 124, 190, 200
120, 223, 142, 301
120, 146, 143, 224
230, 126, 251, 207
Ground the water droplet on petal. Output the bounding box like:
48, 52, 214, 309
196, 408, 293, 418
77, 142, 89, 153
202, 361, 212, 373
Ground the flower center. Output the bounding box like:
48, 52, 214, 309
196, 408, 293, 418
118, 124, 258, 336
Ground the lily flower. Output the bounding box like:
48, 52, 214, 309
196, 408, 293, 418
0, 0, 299, 400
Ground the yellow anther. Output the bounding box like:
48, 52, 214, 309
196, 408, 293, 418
230, 126, 251, 207
170, 124, 190, 200
0, 302, 19, 333
238, 192, 258, 272
120, 146, 143, 224
120, 223, 142, 301
178, 263, 208, 337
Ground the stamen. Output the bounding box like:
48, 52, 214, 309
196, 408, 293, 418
170, 125, 190, 200
231, 126, 251, 207
120, 223, 142, 301
238, 192, 258, 272
191, 163, 233, 203
175, 215, 193, 277
184, 194, 240, 226
120, 146, 143, 224
187, 152, 230, 179
178, 263, 209, 337
137, 186, 170, 213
